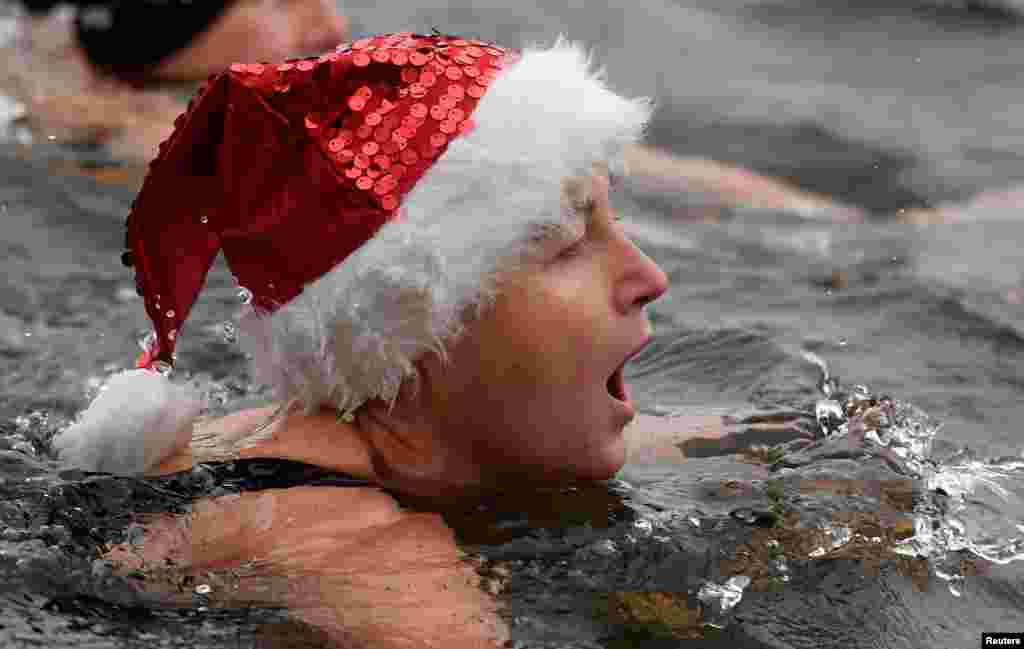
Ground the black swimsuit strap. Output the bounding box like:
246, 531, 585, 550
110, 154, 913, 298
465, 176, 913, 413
150, 458, 378, 501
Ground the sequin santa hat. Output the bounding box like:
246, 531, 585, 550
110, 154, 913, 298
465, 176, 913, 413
54, 32, 653, 475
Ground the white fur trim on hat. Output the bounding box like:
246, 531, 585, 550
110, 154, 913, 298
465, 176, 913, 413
52, 369, 205, 475
239, 37, 654, 418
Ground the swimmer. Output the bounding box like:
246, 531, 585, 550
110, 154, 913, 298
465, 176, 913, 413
16, 0, 349, 84
6, 2, 864, 219
50, 32, 806, 646
3, 1, 347, 157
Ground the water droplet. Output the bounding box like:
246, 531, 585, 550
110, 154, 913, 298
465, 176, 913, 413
194, 584, 212, 595
824, 288, 833, 297
138, 331, 157, 351
825, 526, 852, 551
822, 376, 840, 399
237, 287, 253, 305
815, 399, 846, 436
200, 214, 209, 224
165, 310, 176, 318
167, 329, 177, 342
116, 287, 138, 303
221, 322, 237, 344
588, 539, 618, 557
837, 337, 848, 347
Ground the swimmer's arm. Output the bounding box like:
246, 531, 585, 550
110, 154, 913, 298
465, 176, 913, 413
623, 412, 812, 463
621, 143, 863, 220
623, 414, 733, 464
106, 489, 508, 648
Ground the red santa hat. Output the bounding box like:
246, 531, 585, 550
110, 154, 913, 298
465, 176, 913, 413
53, 31, 653, 475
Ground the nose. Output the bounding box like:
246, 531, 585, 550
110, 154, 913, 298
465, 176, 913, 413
616, 238, 669, 313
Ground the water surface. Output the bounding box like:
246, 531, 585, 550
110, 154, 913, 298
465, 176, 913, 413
1, 1, 1023, 647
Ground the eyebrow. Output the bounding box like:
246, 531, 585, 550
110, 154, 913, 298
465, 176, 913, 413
528, 202, 597, 249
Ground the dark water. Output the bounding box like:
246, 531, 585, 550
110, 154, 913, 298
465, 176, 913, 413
2, 0, 1024, 647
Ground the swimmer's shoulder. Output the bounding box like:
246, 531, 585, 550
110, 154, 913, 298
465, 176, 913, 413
145, 403, 406, 536
148, 404, 373, 478
129, 403, 409, 573
146, 405, 279, 475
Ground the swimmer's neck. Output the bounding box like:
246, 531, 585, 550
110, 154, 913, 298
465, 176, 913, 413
149, 405, 379, 480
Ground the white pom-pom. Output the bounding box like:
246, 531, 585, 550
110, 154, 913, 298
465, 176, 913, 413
53, 369, 205, 475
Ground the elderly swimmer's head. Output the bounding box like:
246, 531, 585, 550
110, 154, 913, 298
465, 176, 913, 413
54, 32, 667, 493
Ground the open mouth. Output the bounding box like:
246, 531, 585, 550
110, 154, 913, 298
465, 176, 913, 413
606, 364, 628, 403
606, 338, 652, 406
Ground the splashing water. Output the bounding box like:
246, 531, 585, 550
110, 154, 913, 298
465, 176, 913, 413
801, 351, 1024, 594
697, 575, 751, 629
808, 525, 853, 558
8, 411, 53, 460
765, 539, 792, 583
221, 321, 238, 344
897, 457, 1024, 566
137, 331, 157, 353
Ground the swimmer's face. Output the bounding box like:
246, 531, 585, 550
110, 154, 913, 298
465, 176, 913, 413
421, 167, 668, 483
